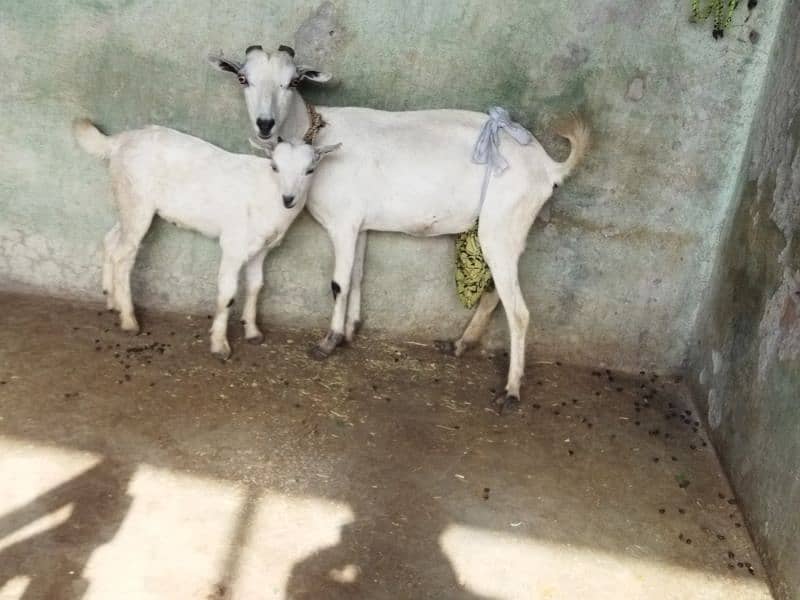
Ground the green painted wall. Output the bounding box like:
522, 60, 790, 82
0, 1, 777, 371
689, 1, 800, 597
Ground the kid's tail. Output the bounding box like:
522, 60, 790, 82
72, 118, 114, 159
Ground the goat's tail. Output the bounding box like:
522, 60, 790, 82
72, 118, 114, 159
550, 113, 590, 185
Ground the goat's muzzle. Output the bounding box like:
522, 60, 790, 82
256, 117, 275, 138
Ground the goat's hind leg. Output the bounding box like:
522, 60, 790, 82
435, 289, 499, 356
479, 220, 530, 415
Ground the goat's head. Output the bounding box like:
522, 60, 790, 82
250, 137, 341, 209
209, 45, 331, 139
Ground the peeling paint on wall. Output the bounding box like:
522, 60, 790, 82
758, 269, 800, 381
625, 76, 645, 102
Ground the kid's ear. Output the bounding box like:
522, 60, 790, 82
313, 142, 342, 162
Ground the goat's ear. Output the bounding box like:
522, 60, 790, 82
314, 142, 342, 161
295, 66, 332, 84
208, 54, 243, 75
249, 137, 277, 158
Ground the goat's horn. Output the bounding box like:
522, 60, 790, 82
278, 44, 295, 58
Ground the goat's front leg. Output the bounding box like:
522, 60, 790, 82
242, 248, 268, 344
311, 227, 360, 359
210, 252, 245, 361
344, 231, 367, 342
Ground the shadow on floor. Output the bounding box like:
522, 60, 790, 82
0, 459, 134, 599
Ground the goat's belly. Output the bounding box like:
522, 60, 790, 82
364, 203, 480, 236
364, 217, 476, 236
156, 209, 221, 239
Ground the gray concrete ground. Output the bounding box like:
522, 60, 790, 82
0, 293, 774, 599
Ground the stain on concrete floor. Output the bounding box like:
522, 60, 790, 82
0, 293, 774, 599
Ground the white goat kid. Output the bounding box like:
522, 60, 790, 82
73, 118, 339, 359
210, 46, 589, 412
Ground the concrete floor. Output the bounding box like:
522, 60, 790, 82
0, 292, 774, 600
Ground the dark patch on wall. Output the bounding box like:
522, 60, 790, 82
704, 177, 783, 380
294, 1, 342, 68
550, 43, 590, 71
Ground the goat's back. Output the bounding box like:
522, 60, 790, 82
107, 127, 275, 237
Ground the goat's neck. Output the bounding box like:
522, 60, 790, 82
279, 91, 313, 141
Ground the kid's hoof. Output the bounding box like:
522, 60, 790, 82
434, 340, 457, 355
246, 333, 264, 345
491, 391, 520, 415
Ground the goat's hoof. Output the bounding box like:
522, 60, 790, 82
434, 340, 457, 355
309, 332, 344, 360
120, 322, 140, 335
246, 333, 264, 345
309, 344, 332, 361
491, 391, 520, 415
212, 349, 231, 362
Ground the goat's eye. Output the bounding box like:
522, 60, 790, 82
271, 164, 278, 172
305, 169, 315, 175
237, 74, 248, 86
289, 78, 300, 88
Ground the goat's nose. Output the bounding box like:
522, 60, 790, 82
282, 194, 295, 208
256, 117, 275, 137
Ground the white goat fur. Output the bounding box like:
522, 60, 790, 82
210, 48, 589, 408
73, 118, 337, 359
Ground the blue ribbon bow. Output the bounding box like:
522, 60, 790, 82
471, 106, 533, 208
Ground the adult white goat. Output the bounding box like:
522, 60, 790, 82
73, 118, 340, 359
210, 45, 589, 412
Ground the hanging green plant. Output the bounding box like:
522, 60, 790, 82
690, 0, 757, 39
